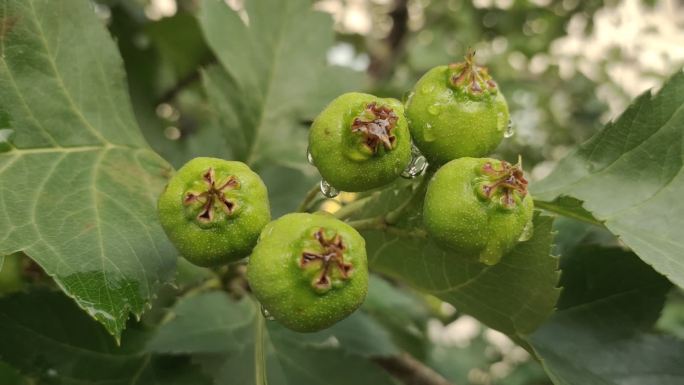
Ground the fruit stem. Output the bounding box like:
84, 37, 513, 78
255, 304, 270, 385
385, 174, 431, 224
296, 184, 322, 212
333, 192, 381, 220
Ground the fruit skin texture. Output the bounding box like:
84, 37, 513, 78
248, 212, 368, 332
405, 59, 509, 164
423, 157, 533, 265
158, 157, 270, 267
309, 92, 412, 192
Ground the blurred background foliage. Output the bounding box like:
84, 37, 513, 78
58, 0, 684, 383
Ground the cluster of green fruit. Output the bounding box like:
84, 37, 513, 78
156, 52, 533, 333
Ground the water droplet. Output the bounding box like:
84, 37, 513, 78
504, 119, 515, 138
427, 104, 440, 115
518, 219, 534, 242
420, 84, 435, 94
422, 123, 436, 142
306, 147, 315, 165
260, 305, 275, 321
401, 144, 428, 179
320, 180, 339, 198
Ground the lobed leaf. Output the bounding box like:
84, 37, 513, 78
533, 70, 684, 288
529, 247, 684, 385
0, 0, 176, 338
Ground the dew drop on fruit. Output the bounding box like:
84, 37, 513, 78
423, 123, 436, 142
401, 143, 428, 179
518, 219, 534, 242
320, 179, 339, 198
427, 104, 440, 115
421, 84, 435, 94
504, 119, 515, 138
306, 146, 315, 165
260, 305, 275, 321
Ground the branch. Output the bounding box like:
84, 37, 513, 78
156, 56, 218, 104
373, 353, 455, 385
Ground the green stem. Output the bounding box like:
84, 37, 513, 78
296, 184, 321, 212
255, 308, 269, 385
534, 200, 604, 227
385, 173, 431, 224
347, 217, 386, 231
334, 192, 380, 219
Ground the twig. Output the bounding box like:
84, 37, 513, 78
297, 184, 322, 212
373, 353, 455, 385
156, 56, 218, 104
333, 192, 380, 219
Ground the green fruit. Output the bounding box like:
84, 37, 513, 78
309, 92, 412, 192
158, 157, 271, 267
247, 212, 368, 332
406, 51, 509, 164
423, 157, 533, 265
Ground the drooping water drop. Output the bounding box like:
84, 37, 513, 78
306, 146, 315, 165
420, 83, 435, 94
427, 104, 440, 115
422, 123, 436, 142
401, 144, 428, 179
504, 119, 515, 138
320, 179, 339, 198
260, 305, 275, 321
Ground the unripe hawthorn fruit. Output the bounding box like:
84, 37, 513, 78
423, 157, 533, 265
157, 157, 270, 267
406, 51, 509, 164
308, 92, 412, 192
247, 212, 368, 332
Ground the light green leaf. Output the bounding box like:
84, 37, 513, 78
533, 70, 684, 288
150, 292, 397, 385
0, 290, 212, 385
0, 0, 176, 338
529, 247, 683, 385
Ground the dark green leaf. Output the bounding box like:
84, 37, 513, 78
0, 290, 212, 385
365, 212, 560, 341
533, 70, 684, 288
151, 292, 397, 385
0, 0, 176, 338
529, 247, 684, 385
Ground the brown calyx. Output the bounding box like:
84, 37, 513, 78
299, 228, 353, 292
448, 49, 498, 95
183, 168, 240, 223
479, 160, 528, 208
351, 102, 398, 154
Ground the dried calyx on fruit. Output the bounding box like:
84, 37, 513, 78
183, 167, 240, 225
475, 158, 528, 209
448, 49, 498, 97
300, 228, 354, 293
351, 102, 398, 157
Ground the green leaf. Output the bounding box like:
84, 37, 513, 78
0, 0, 176, 338
533, 70, 684, 288
0, 290, 212, 385
529, 246, 683, 385
0, 361, 26, 385
364, 211, 560, 342
198, 0, 364, 215
150, 292, 397, 385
